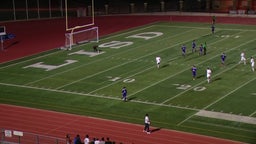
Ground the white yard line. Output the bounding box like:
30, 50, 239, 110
0, 82, 198, 112
25, 27, 196, 86
195, 110, 256, 125
162, 62, 239, 104
131, 30, 247, 101
177, 54, 256, 126
156, 24, 256, 32
203, 77, 256, 110
249, 111, 256, 117
55, 29, 198, 89
188, 119, 256, 133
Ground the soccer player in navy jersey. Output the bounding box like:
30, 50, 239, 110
181, 45, 186, 57
221, 52, 226, 65
191, 65, 197, 80
211, 24, 215, 34
122, 87, 127, 101
199, 44, 203, 56
192, 40, 196, 53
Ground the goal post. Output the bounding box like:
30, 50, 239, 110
63, 0, 98, 50
65, 0, 95, 31
65, 26, 99, 50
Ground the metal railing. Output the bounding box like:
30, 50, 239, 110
1, 129, 66, 144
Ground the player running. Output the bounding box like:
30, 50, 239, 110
221, 52, 227, 65
250, 57, 255, 72
206, 67, 212, 83
199, 44, 203, 56
181, 45, 186, 57
192, 40, 196, 53
121, 87, 127, 101
155, 56, 161, 69
239, 52, 246, 65
211, 24, 215, 34
191, 65, 197, 80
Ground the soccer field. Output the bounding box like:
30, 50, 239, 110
0, 22, 256, 143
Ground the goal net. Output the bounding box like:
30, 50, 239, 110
65, 26, 99, 50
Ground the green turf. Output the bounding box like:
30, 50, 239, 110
1, 22, 256, 143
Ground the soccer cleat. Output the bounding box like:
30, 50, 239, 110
147, 132, 151, 134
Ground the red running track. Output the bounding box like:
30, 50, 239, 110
0, 104, 244, 144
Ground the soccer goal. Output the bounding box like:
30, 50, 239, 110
0, 26, 6, 51
65, 26, 99, 50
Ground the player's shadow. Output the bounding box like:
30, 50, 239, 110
212, 77, 221, 82
226, 61, 236, 66
196, 74, 205, 79
150, 127, 161, 133
160, 63, 169, 68
127, 96, 136, 101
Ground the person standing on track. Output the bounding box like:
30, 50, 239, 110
143, 113, 151, 134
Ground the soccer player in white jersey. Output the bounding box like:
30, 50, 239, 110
206, 67, 212, 83
239, 52, 246, 65
250, 57, 255, 72
155, 56, 161, 69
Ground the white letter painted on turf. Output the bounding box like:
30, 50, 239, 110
123, 78, 135, 83
107, 76, 121, 82
23, 60, 77, 71
99, 41, 133, 49
68, 50, 104, 57
126, 32, 163, 40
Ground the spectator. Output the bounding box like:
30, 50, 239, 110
66, 134, 72, 144
74, 134, 83, 144
105, 137, 112, 144
84, 134, 90, 144
94, 138, 100, 144
90, 138, 96, 144
99, 137, 105, 144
